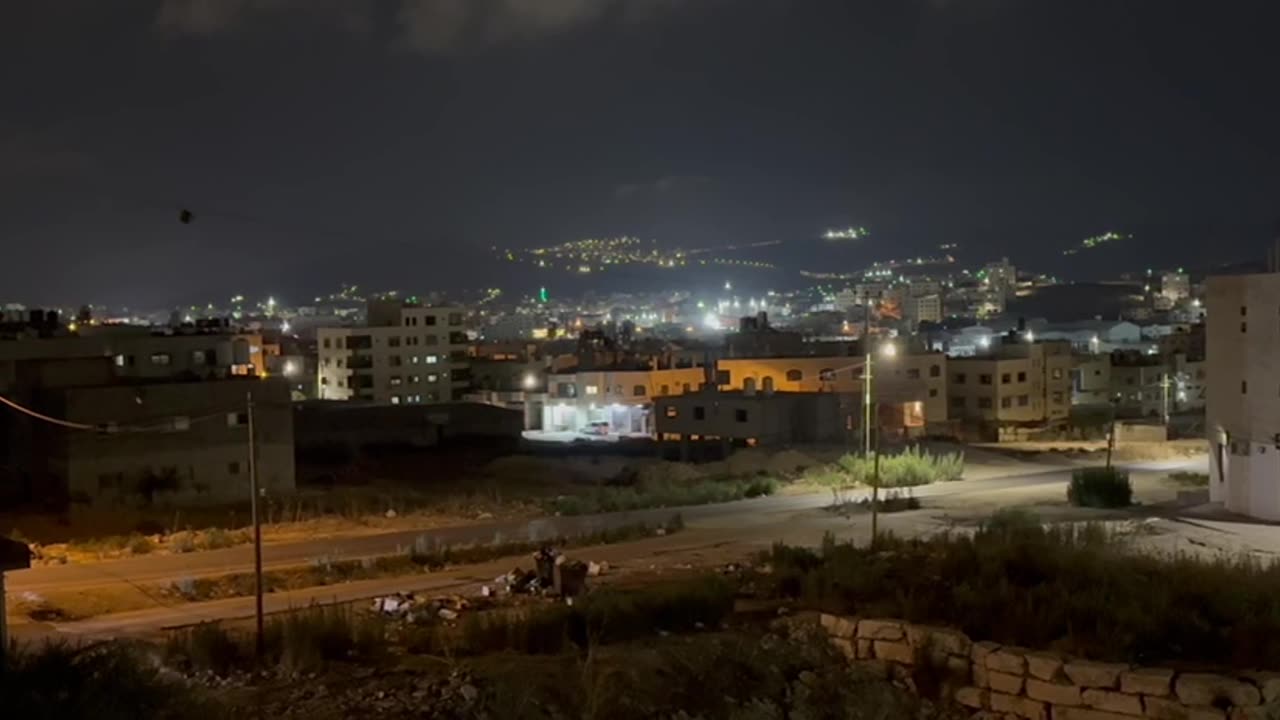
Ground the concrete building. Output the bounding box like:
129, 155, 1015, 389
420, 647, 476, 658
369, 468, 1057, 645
317, 301, 470, 404
947, 337, 1072, 431
1206, 273, 1280, 519
1161, 271, 1191, 303
5, 357, 292, 507
716, 351, 948, 436
1072, 356, 1111, 406
541, 366, 708, 436
654, 386, 844, 450
904, 294, 942, 327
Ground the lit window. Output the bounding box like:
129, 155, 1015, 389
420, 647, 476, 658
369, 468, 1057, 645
390, 376, 403, 386
426, 355, 439, 364
633, 385, 646, 397
427, 373, 439, 383
585, 385, 599, 395
665, 406, 678, 418
114, 354, 126, 368
150, 352, 171, 366
785, 369, 803, 382
391, 395, 401, 405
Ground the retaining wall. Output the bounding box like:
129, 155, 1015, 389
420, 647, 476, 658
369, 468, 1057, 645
819, 614, 1280, 720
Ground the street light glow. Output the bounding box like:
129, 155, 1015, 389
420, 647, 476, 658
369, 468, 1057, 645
880, 342, 897, 358
523, 373, 538, 390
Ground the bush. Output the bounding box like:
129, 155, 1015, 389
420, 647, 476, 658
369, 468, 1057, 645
168, 606, 385, 674
758, 517, 1280, 667
1068, 467, 1132, 508
834, 447, 965, 489
5, 641, 218, 719
128, 534, 155, 555
550, 477, 775, 515
167, 622, 244, 674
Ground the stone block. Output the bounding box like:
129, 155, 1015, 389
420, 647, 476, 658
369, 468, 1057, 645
1025, 678, 1082, 706
873, 640, 915, 665
988, 648, 1028, 675
1064, 661, 1130, 689
1145, 696, 1226, 720
1121, 669, 1174, 698
1228, 707, 1269, 720
1054, 706, 1146, 720
856, 639, 874, 659
973, 641, 1001, 666
1176, 674, 1261, 708
990, 691, 1047, 720
1082, 688, 1143, 716
1239, 673, 1280, 704
857, 619, 905, 641
974, 663, 990, 689
1026, 652, 1066, 681
955, 686, 989, 709
989, 671, 1026, 695
831, 638, 856, 661
820, 613, 858, 639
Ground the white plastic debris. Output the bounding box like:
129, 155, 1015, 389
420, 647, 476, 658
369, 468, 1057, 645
438, 608, 459, 621
587, 561, 607, 577
385, 509, 398, 519
480, 585, 492, 598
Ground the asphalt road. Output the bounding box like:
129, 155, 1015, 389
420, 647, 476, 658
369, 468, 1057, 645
8, 458, 1195, 597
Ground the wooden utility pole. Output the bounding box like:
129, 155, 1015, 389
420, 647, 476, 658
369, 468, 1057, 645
247, 392, 265, 659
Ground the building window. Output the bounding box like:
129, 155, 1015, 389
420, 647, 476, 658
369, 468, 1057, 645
424, 334, 438, 345
665, 405, 677, 418
425, 316, 437, 326
1242, 305, 1248, 316
448, 313, 463, 326
633, 385, 646, 397
1050, 368, 1062, 380
409, 375, 420, 384
1242, 381, 1248, 394
978, 398, 992, 409
682, 383, 692, 393
390, 376, 403, 386
785, 369, 803, 382
1052, 391, 1064, 404
929, 388, 938, 397
150, 352, 172, 366
1001, 397, 1013, 409
929, 364, 941, 378
389, 355, 402, 367
192, 350, 210, 365
1018, 371, 1028, 382
427, 373, 439, 383
228, 462, 241, 475
818, 368, 836, 381
907, 368, 920, 380
950, 396, 965, 408
323, 338, 331, 349
320, 377, 329, 386
953, 373, 966, 384
389, 337, 401, 347
1018, 395, 1029, 407
694, 406, 706, 420
391, 395, 401, 405
735, 409, 748, 422
226, 411, 248, 427
1001, 373, 1011, 384
980, 374, 992, 385
1242, 322, 1248, 333
425, 354, 439, 364
660, 384, 671, 395
585, 385, 599, 395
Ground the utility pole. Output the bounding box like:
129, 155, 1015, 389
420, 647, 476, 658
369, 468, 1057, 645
870, 400, 881, 548
247, 391, 265, 659
1160, 372, 1171, 426
863, 297, 873, 457
1105, 398, 1118, 470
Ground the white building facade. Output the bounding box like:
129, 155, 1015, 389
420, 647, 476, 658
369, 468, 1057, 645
1206, 274, 1280, 519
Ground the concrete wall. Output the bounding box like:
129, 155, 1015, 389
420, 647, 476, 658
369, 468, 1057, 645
1207, 274, 1280, 519
818, 614, 1280, 720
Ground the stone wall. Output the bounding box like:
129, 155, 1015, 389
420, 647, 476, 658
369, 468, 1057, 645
819, 614, 1280, 720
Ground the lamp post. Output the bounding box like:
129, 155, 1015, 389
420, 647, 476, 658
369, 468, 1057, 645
869, 341, 897, 547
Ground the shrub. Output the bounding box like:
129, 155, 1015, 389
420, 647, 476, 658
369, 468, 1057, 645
1068, 467, 1133, 508
128, 534, 155, 555
167, 622, 244, 674
834, 447, 965, 489
5, 641, 218, 719
550, 477, 775, 515
758, 517, 1280, 667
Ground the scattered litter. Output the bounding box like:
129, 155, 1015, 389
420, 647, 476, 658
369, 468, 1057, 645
437, 608, 458, 621
479, 585, 492, 598
587, 560, 608, 577
384, 509, 398, 519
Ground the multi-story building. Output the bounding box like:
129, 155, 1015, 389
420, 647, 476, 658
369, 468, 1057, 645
5, 356, 293, 507
1161, 271, 1191, 303
654, 386, 844, 451
947, 336, 1072, 429
1206, 273, 1280, 519
317, 301, 470, 405
904, 294, 942, 327
542, 365, 708, 436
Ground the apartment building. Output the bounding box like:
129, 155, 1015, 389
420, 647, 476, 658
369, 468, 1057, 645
317, 301, 470, 405
4, 356, 293, 507
654, 386, 844, 450
716, 351, 949, 433
1206, 273, 1280, 519
948, 338, 1072, 428
542, 365, 708, 436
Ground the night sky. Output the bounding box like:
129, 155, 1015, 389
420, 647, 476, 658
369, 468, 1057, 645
3, 1, 1279, 306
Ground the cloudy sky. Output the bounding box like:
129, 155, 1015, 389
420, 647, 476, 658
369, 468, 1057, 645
3, 1, 1280, 305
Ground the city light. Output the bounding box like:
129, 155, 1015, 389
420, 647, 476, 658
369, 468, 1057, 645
523, 373, 538, 390
1025, 330, 1035, 342
880, 342, 897, 358
703, 312, 722, 331
283, 361, 298, 377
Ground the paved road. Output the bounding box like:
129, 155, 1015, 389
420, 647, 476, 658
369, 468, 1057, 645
7, 458, 1198, 597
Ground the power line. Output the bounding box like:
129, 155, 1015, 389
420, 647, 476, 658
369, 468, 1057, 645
0, 394, 96, 431
0, 392, 269, 435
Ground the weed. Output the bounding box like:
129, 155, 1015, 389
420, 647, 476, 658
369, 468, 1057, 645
128, 534, 155, 555
1068, 467, 1133, 508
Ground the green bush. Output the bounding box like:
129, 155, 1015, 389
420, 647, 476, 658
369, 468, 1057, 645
833, 447, 965, 489
758, 517, 1280, 667
550, 477, 775, 515
5, 641, 219, 719
1068, 467, 1133, 508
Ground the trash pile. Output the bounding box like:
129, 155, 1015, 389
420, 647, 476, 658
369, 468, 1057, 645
372, 546, 605, 623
